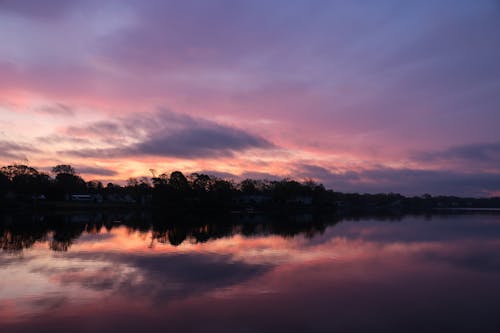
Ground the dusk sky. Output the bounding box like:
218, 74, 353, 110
1, 0, 500, 196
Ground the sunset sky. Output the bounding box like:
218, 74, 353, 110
1, 0, 499, 196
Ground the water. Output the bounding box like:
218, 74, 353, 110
1, 212, 500, 332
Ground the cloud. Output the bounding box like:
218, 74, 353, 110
294, 164, 500, 197
0, 0, 82, 19
75, 166, 117, 177
0, 140, 39, 161
134, 126, 271, 158
37, 134, 90, 145
35, 103, 75, 117
59, 109, 274, 159
414, 142, 500, 166
190, 163, 500, 197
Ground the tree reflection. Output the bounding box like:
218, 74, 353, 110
0, 212, 343, 252
0, 215, 48, 252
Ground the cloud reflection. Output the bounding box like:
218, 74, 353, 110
1, 213, 500, 332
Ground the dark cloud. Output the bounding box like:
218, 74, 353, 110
0, 140, 39, 160
295, 164, 500, 197
135, 126, 271, 158
35, 103, 75, 117
366, 168, 500, 196
76, 166, 117, 177
65, 121, 122, 138
414, 142, 500, 165
295, 164, 360, 183
59, 110, 274, 159
37, 134, 90, 145
0, 0, 81, 19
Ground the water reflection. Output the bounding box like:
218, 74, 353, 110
0, 212, 332, 252
1, 212, 500, 332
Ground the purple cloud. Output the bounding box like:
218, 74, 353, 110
0, 0, 81, 19
58, 110, 273, 159
76, 166, 118, 177
35, 103, 74, 117
414, 142, 500, 168
0, 140, 39, 161
295, 164, 500, 197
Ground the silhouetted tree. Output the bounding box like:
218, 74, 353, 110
52, 164, 76, 175
0, 164, 50, 198
169, 171, 189, 192
0, 171, 11, 195
52, 164, 86, 199
271, 179, 303, 203
1, 164, 39, 179
87, 180, 103, 193
240, 179, 258, 194
152, 173, 169, 187
190, 173, 212, 193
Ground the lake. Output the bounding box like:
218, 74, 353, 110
1, 212, 500, 332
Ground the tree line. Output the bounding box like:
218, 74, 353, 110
0, 163, 330, 210
1, 163, 500, 212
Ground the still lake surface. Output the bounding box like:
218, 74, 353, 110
1, 212, 500, 332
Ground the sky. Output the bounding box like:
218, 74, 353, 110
0, 0, 500, 196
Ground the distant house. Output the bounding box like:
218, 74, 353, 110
70, 194, 103, 203
71, 194, 93, 201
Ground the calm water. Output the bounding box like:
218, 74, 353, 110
1, 212, 500, 332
